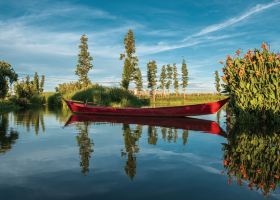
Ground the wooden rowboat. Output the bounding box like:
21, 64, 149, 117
65, 114, 226, 136
64, 98, 229, 117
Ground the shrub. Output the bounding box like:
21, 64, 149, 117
221, 43, 280, 123
47, 93, 62, 107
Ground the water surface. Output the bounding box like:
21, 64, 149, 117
0, 108, 279, 199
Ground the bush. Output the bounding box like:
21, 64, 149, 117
71, 85, 148, 107
47, 93, 62, 107
221, 43, 280, 123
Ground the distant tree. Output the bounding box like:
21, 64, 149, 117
120, 29, 138, 90
159, 65, 167, 96
147, 60, 157, 102
166, 64, 173, 96
181, 59, 189, 100
39, 75, 45, 93
0, 61, 18, 98
33, 72, 40, 94
75, 34, 93, 87
134, 67, 143, 94
173, 63, 179, 96
215, 70, 221, 94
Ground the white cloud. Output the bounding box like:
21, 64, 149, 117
194, 1, 280, 37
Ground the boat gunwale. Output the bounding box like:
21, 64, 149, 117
66, 97, 229, 110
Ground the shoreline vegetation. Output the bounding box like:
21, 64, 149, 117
0, 28, 279, 125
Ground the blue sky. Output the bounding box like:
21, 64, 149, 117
0, 0, 280, 92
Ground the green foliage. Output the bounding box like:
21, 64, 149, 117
53, 83, 149, 108
71, 85, 148, 107
159, 65, 166, 94
147, 60, 157, 94
173, 63, 179, 95
40, 75, 45, 93
181, 59, 188, 94
33, 72, 40, 94
0, 61, 18, 99
56, 81, 82, 94
14, 73, 45, 99
223, 123, 280, 196
149, 93, 224, 106
0, 99, 20, 111
214, 70, 221, 94
134, 67, 143, 92
166, 64, 173, 94
120, 29, 138, 90
47, 92, 62, 107
13, 73, 45, 107
221, 43, 280, 123
75, 34, 93, 87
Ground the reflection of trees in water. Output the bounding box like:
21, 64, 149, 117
13, 109, 45, 135
76, 122, 94, 175
223, 124, 280, 196
182, 130, 189, 145
148, 126, 157, 145
161, 127, 188, 145
122, 124, 142, 180
0, 113, 19, 154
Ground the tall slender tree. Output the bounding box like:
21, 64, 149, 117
215, 70, 221, 94
39, 75, 45, 94
0, 61, 18, 99
120, 29, 138, 90
33, 72, 40, 94
173, 63, 179, 96
159, 65, 166, 96
134, 67, 143, 94
181, 59, 189, 100
147, 60, 157, 102
166, 64, 173, 96
75, 34, 93, 87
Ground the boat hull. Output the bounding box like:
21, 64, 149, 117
64, 98, 229, 117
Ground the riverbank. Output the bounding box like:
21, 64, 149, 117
0, 99, 20, 112
146, 93, 225, 107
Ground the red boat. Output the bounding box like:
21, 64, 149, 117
65, 114, 226, 136
64, 98, 229, 117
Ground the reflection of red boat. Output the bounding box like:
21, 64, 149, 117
65, 114, 226, 136
64, 98, 229, 117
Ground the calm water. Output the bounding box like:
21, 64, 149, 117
0, 108, 279, 200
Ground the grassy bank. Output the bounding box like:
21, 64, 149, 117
146, 93, 225, 107
0, 99, 20, 112
0, 93, 50, 112
48, 84, 149, 108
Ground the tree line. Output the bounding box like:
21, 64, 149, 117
119, 29, 190, 100
0, 60, 45, 102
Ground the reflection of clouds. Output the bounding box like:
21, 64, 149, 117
139, 148, 222, 175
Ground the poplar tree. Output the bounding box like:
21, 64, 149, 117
40, 75, 45, 93
215, 70, 221, 94
147, 60, 157, 101
120, 29, 138, 90
173, 63, 179, 96
33, 72, 40, 94
159, 65, 166, 96
181, 59, 189, 100
75, 34, 93, 87
134, 67, 143, 94
166, 64, 173, 96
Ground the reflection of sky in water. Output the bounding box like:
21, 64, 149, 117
0, 110, 276, 200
